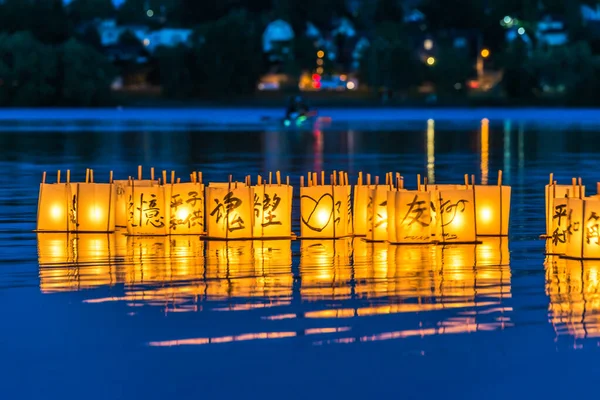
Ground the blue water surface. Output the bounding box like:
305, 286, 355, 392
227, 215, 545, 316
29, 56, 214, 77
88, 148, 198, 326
2, 112, 600, 399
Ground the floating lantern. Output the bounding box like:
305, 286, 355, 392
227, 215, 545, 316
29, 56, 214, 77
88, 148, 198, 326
252, 171, 293, 239
115, 167, 158, 228
392, 187, 432, 244
74, 169, 116, 232
548, 178, 584, 255
473, 170, 511, 236
206, 177, 254, 239
353, 172, 374, 236
366, 175, 391, 242
126, 166, 168, 236
385, 172, 404, 243
545, 173, 585, 237
167, 170, 205, 235
36, 170, 76, 232
432, 175, 477, 243
563, 185, 600, 259
300, 171, 349, 239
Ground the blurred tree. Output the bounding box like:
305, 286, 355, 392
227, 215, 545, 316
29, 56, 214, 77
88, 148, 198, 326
76, 25, 103, 50
359, 22, 422, 99
428, 44, 474, 93
68, 0, 116, 23
499, 38, 537, 99
374, 0, 403, 23
0, 32, 57, 106
155, 44, 193, 98
59, 38, 117, 106
189, 10, 265, 96
117, 0, 173, 26
118, 29, 143, 46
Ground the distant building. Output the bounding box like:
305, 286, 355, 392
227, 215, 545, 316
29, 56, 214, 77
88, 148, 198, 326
97, 19, 149, 47
146, 28, 193, 52
262, 19, 295, 62
536, 16, 568, 47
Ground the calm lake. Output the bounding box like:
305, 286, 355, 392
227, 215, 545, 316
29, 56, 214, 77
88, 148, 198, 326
2, 113, 600, 399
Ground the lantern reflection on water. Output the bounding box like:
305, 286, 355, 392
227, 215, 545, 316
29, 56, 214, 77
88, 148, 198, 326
546, 255, 600, 340
38, 232, 116, 293
300, 172, 349, 239
299, 238, 353, 300
253, 172, 293, 239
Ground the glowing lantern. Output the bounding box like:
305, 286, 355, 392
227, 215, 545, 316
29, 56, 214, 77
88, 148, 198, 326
545, 174, 585, 237
206, 179, 254, 239
385, 172, 404, 243
564, 195, 600, 259
167, 171, 205, 235
549, 197, 570, 255
300, 171, 349, 239
366, 176, 390, 242
393, 190, 432, 244
433, 181, 477, 244
252, 172, 293, 239
126, 176, 168, 236
74, 169, 115, 232
115, 166, 159, 228
473, 170, 511, 236
353, 172, 373, 236
36, 170, 76, 232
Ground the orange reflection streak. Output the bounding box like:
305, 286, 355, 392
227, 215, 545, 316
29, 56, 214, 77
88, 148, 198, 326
546, 255, 600, 341
148, 327, 350, 347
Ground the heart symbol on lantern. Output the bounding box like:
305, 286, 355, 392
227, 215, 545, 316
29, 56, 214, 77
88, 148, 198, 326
301, 193, 334, 232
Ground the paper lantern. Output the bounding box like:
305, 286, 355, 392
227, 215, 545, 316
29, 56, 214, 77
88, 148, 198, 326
353, 175, 372, 236
474, 186, 511, 236
75, 182, 116, 232
167, 171, 205, 235
432, 185, 477, 244
206, 182, 254, 239
545, 174, 585, 236
36, 171, 77, 232
116, 166, 158, 227
126, 183, 168, 236
392, 190, 433, 244
252, 172, 293, 239
366, 186, 390, 242
300, 172, 349, 239
564, 196, 600, 259
548, 197, 570, 255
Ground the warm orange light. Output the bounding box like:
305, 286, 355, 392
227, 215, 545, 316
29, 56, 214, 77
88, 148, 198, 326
176, 207, 190, 221
317, 50, 325, 58
340, 74, 347, 81
426, 57, 435, 66
346, 81, 355, 90
481, 49, 490, 58
317, 59, 323, 66
316, 67, 324, 75
50, 204, 63, 221
480, 207, 492, 223
90, 207, 102, 222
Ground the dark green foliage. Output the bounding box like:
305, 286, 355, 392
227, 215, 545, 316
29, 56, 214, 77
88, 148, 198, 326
0, 32, 57, 106
155, 45, 193, 98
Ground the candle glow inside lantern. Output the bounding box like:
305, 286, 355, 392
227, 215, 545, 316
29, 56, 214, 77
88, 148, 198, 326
206, 179, 254, 239
434, 182, 477, 244
392, 189, 433, 244
366, 176, 391, 242
36, 170, 76, 232
300, 171, 349, 239
545, 174, 585, 237
167, 171, 205, 235
252, 172, 293, 239
385, 172, 403, 243
75, 169, 115, 232
473, 170, 511, 236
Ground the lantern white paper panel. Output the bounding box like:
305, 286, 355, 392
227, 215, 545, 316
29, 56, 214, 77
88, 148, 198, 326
167, 182, 205, 235
37, 183, 76, 232
253, 184, 293, 238
566, 198, 600, 259
353, 185, 372, 236
126, 185, 168, 236
545, 184, 585, 236
366, 187, 389, 242
435, 189, 476, 243
474, 185, 511, 236
549, 197, 569, 255
206, 186, 254, 239
393, 191, 432, 244
75, 183, 115, 232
